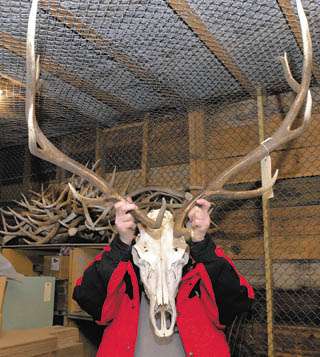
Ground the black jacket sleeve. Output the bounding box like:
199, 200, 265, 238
72, 236, 132, 321
190, 235, 253, 326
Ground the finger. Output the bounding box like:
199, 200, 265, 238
192, 218, 203, 227
120, 213, 135, 223
123, 201, 138, 212
125, 197, 138, 211
188, 205, 201, 221
196, 198, 211, 211
115, 200, 137, 215
114, 199, 127, 214
121, 221, 136, 231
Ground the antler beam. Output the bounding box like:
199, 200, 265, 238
174, 0, 312, 238
26, 0, 166, 230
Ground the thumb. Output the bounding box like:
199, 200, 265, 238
196, 198, 211, 212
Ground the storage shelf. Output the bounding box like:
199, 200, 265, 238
67, 314, 93, 321
1, 243, 106, 250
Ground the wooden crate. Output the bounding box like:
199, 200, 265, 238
2, 249, 37, 276
43, 256, 69, 280
68, 248, 102, 317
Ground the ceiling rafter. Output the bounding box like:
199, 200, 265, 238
0, 32, 136, 113
0, 72, 98, 125
277, 0, 320, 82
40, 0, 181, 101
166, 0, 254, 94
0, 75, 25, 101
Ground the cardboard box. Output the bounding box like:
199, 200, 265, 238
55, 342, 83, 357
43, 256, 69, 280
0, 328, 57, 357
0, 326, 83, 357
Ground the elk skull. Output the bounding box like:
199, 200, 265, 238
132, 209, 189, 337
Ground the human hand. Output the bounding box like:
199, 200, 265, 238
114, 198, 138, 245
188, 198, 211, 242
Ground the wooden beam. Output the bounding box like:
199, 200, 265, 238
55, 137, 67, 182
0, 75, 25, 101
188, 110, 206, 187
23, 145, 32, 190
257, 87, 274, 357
0, 72, 99, 123
277, 0, 320, 81
102, 121, 144, 134
167, 0, 253, 94
40, 0, 180, 100
0, 32, 135, 113
141, 116, 150, 185
95, 128, 104, 175
0, 72, 25, 89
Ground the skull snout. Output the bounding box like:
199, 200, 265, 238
156, 268, 169, 306
150, 298, 176, 338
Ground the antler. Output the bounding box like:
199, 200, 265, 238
174, 0, 312, 238
26, 0, 165, 230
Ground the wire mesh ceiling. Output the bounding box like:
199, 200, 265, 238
0, 0, 319, 148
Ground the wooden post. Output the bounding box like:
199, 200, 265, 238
23, 145, 32, 190
95, 128, 104, 175
141, 115, 149, 185
257, 88, 274, 357
188, 110, 206, 189
56, 138, 66, 182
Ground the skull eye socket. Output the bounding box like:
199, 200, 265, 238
138, 259, 153, 280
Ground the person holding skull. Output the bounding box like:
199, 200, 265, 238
73, 198, 254, 357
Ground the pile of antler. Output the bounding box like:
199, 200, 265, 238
0, 163, 112, 244
0, 162, 194, 245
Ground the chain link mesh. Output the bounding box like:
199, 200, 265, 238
1, 0, 320, 355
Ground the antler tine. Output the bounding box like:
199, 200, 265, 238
210, 0, 311, 192
174, 0, 312, 238
26, 0, 164, 230
108, 167, 117, 188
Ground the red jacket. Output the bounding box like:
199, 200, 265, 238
73, 236, 254, 357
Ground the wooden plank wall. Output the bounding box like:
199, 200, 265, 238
2, 91, 320, 263
205, 92, 320, 260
